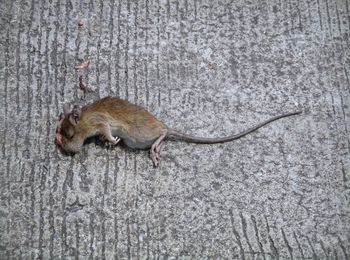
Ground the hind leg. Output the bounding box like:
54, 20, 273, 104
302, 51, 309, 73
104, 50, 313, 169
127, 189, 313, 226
150, 132, 167, 167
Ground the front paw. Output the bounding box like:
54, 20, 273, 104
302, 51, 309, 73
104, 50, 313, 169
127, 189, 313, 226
99, 135, 120, 146
111, 137, 121, 145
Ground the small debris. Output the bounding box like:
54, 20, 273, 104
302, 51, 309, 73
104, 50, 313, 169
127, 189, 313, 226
208, 63, 218, 70
79, 75, 86, 91
79, 75, 87, 98
78, 20, 84, 27
55, 115, 64, 145
74, 58, 90, 70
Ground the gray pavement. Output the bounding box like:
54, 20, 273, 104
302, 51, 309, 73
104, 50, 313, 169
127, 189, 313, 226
1, 0, 350, 258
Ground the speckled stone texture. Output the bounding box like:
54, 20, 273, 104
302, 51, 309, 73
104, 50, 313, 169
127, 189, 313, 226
1, 0, 349, 259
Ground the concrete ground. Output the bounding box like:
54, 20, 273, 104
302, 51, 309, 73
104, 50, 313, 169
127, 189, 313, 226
1, 0, 349, 259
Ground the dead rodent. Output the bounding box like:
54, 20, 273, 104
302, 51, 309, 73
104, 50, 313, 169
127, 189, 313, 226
55, 96, 301, 167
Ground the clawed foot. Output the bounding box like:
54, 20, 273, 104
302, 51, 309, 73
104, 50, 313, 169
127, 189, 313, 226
149, 133, 167, 167
150, 143, 162, 167
111, 137, 121, 145
100, 134, 120, 146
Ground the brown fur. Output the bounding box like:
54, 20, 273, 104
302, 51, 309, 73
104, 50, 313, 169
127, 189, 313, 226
57, 97, 166, 153
56, 96, 301, 166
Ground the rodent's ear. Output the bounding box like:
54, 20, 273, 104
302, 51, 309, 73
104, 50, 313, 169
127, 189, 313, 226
68, 105, 82, 125
63, 103, 73, 116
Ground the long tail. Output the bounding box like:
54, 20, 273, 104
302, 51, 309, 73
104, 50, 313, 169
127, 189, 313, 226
167, 111, 302, 144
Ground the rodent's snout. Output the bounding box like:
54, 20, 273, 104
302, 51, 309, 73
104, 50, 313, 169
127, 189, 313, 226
55, 115, 65, 146
55, 132, 63, 145
55, 128, 63, 145
55, 127, 62, 145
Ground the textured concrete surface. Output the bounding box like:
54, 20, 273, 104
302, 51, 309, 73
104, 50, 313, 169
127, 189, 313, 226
1, 0, 350, 259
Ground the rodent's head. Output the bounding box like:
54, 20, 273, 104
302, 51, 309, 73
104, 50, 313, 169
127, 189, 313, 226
55, 104, 84, 154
